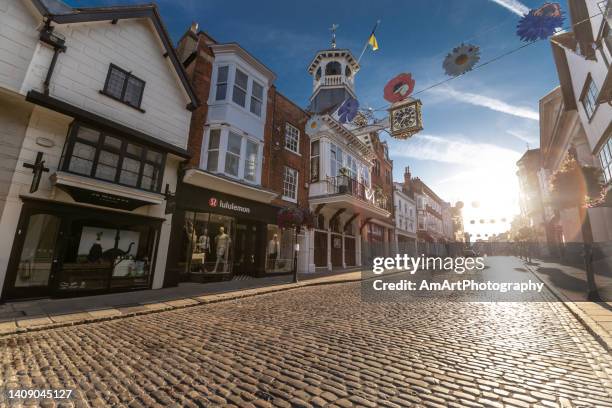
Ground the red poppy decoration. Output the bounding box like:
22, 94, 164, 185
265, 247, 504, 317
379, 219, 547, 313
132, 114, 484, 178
383, 73, 415, 103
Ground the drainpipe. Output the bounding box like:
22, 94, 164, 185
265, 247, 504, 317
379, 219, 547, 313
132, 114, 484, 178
39, 20, 67, 95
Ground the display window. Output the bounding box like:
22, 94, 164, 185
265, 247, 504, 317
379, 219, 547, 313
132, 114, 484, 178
265, 226, 295, 273
182, 212, 236, 275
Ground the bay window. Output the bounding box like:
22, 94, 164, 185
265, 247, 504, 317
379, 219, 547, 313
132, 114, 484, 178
204, 128, 262, 184
598, 136, 612, 184
212, 64, 267, 118
311, 140, 320, 182
62, 123, 165, 192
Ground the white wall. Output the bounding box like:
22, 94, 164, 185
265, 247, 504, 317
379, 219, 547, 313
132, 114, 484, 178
20, 17, 191, 149
0, 0, 39, 93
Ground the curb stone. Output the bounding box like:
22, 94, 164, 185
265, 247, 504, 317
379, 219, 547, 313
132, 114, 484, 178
524, 260, 612, 352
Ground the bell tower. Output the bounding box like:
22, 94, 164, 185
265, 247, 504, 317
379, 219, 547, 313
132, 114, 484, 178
307, 25, 360, 113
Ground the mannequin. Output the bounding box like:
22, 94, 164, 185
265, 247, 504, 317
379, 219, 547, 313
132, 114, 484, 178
267, 233, 280, 270
195, 228, 210, 271
214, 226, 231, 272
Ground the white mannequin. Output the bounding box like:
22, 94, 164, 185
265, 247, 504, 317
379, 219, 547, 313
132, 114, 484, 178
214, 226, 231, 272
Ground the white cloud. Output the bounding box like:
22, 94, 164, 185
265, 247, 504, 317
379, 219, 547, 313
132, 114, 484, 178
487, 0, 529, 16
507, 130, 537, 145
432, 86, 539, 121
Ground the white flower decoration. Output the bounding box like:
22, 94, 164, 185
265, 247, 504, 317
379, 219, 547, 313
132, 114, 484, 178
305, 115, 324, 136
443, 43, 481, 77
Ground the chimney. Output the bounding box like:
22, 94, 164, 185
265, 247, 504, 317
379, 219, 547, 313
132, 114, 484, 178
403, 166, 412, 196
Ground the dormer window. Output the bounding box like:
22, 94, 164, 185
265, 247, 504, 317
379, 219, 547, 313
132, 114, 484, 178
213, 64, 266, 118
102, 64, 145, 111
325, 61, 341, 76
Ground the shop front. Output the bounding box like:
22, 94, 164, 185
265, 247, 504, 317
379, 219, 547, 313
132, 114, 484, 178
3, 198, 162, 300
166, 183, 292, 284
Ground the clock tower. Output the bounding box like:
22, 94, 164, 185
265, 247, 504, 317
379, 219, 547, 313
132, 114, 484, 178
307, 29, 360, 114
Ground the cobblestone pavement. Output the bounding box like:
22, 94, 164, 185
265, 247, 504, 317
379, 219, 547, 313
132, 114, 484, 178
1, 257, 612, 407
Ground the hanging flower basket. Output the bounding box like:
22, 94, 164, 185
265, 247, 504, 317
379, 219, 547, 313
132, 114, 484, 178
383, 73, 416, 103
443, 43, 480, 77
516, 3, 564, 42
277, 207, 315, 232
549, 156, 603, 209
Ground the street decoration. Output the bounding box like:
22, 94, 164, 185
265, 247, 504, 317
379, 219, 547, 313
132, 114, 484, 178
383, 73, 416, 103
277, 207, 315, 231
337, 98, 359, 124
305, 115, 323, 136
516, 3, 564, 42
443, 43, 480, 77
388, 98, 423, 139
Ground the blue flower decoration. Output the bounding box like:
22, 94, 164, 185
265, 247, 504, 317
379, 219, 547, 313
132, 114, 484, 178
516, 3, 564, 42
337, 98, 359, 124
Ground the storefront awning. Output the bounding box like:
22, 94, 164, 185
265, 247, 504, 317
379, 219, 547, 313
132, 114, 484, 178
183, 169, 278, 204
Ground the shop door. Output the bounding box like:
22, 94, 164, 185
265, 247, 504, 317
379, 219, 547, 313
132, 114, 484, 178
4, 211, 64, 299
234, 222, 257, 276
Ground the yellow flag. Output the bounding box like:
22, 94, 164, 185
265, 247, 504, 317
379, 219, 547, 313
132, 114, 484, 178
368, 33, 379, 51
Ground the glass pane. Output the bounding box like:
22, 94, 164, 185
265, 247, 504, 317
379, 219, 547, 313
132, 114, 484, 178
311, 140, 319, 156
124, 76, 144, 107
235, 69, 248, 89
209, 129, 221, 149
95, 150, 119, 181
146, 149, 163, 164
207, 151, 218, 172
232, 86, 246, 107
77, 126, 100, 143
119, 157, 141, 187
141, 163, 157, 191
216, 84, 227, 101
103, 135, 122, 150
106, 67, 126, 98
244, 141, 258, 181
227, 132, 242, 155
217, 66, 228, 83
126, 143, 143, 157
68, 142, 95, 175
250, 97, 262, 116
14, 214, 61, 288
252, 81, 263, 99
225, 153, 239, 176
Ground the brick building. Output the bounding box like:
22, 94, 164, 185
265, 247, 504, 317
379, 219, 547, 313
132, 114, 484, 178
164, 24, 311, 284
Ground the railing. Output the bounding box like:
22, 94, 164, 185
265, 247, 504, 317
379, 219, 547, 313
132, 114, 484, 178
315, 75, 353, 89
325, 175, 392, 212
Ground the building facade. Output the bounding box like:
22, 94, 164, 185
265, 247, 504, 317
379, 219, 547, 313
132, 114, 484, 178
305, 46, 393, 271
393, 182, 417, 256
0, 0, 198, 300
549, 0, 612, 244
165, 25, 311, 284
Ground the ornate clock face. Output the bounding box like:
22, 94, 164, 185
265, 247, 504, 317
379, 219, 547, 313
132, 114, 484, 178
388, 99, 423, 139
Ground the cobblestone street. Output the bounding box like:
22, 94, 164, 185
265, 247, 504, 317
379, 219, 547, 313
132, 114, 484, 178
2, 257, 612, 407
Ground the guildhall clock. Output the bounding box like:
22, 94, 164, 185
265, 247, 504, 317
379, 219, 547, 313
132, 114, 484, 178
388, 98, 423, 139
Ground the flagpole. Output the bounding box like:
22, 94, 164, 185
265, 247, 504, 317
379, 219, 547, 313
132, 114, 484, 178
357, 20, 380, 64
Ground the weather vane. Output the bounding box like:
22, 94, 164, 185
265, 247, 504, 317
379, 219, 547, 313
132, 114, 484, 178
330, 23, 339, 49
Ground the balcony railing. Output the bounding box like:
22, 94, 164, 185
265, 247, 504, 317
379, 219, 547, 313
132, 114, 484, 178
324, 175, 392, 212
315, 75, 353, 90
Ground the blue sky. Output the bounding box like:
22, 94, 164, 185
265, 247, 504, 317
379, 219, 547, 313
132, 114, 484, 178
68, 0, 565, 236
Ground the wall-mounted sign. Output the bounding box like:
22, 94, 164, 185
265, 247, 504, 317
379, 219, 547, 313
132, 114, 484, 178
23, 152, 49, 193
58, 185, 152, 211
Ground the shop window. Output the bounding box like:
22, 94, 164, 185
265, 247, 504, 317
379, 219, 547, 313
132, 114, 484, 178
233, 69, 248, 107
102, 64, 145, 110
215, 66, 229, 101
63, 123, 165, 192
285, 123, 300, 154
265, 226, 295, 273
283, 166, 298, 202
250, 81, 264, 116
182, 212, 235, 274
57, 221, 158, 292
310, 140, 320, 182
